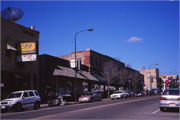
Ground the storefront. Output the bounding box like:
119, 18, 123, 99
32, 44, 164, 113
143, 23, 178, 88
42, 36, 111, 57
39, 54, 99, 103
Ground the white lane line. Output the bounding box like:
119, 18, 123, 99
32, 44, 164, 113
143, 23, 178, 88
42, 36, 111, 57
152, 109, 160, 114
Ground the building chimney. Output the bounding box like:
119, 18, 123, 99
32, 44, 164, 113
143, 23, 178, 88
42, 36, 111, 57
143, 66, 145, 70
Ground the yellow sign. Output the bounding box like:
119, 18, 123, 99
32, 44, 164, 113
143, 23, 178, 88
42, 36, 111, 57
18, 42, 36, 54
161, 75, 166, 78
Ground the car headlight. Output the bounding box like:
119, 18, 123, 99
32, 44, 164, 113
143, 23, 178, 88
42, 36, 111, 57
8, 101, 14, 104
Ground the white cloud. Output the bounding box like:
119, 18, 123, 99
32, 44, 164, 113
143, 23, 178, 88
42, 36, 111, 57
127, 36, 143, 43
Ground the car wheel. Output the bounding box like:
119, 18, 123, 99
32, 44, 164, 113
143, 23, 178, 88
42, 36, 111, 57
91, 98, 94, 102
160, 107, 165, 111
15, 103, 22, 112
121, 96, 123, 99
34, 102, 40, 110
99, 97, 101, 102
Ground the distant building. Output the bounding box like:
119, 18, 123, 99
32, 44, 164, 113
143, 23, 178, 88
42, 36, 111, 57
139, 67, 160, 90
159, 74, 179, 91
1, 17, 40, 99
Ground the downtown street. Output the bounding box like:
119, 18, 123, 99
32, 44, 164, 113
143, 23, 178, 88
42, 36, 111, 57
1, 95, 179, 120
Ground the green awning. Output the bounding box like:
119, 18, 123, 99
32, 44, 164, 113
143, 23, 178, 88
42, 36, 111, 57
91, 72, 107, 85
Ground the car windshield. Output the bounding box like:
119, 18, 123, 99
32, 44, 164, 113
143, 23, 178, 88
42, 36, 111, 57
163, 90, 179, 95
114, 91, 122, 93
7, 92, 22, 98
84, 92, 93, 96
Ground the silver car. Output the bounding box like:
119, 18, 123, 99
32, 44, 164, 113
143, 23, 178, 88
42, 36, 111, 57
78, 91, 101, 103
159, 88, 180, 111
110, 90, 129, 99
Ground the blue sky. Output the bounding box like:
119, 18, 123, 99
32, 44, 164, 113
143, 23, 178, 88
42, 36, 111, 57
1, 1, 179, 76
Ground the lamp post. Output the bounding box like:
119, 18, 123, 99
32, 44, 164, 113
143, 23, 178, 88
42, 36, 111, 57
149, 63, 158, 90
129, 80, 131, 91
74, 29, 93, 102
170, 70, 176, 88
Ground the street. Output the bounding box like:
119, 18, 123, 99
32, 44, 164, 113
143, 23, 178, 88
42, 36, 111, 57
1, 95, 179, 119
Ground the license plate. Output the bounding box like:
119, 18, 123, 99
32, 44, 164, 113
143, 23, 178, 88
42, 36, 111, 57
169, 103, 175, 106
1, 106, 5, 109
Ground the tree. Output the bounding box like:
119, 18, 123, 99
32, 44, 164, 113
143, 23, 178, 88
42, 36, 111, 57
129, 71, 142, 92
126, 63, 132, 68
102, 60, 118, 98
117, 67, 131, 90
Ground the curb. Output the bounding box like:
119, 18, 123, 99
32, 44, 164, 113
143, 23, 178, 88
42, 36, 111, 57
40, 98, 110, 108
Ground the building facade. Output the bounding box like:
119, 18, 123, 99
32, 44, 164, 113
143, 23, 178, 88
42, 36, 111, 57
59, 48, 145, 94
1, 17, 40, 99
139, 67, 160, 90
159, 74, 179, 91
39, 54, 99, 103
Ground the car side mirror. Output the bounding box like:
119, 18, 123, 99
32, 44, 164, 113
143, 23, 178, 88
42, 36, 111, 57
22, 96, 25, 99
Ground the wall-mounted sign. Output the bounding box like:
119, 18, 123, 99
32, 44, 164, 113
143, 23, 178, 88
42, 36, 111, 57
18, 42, 36, 54
17, 54, 37, 62
70, 59, 76, 68
161, 75, 166, 78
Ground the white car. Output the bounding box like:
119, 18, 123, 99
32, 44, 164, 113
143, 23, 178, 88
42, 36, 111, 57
159, 88, 180, 111
110, 90, 129, 99
0, 90, 41, 112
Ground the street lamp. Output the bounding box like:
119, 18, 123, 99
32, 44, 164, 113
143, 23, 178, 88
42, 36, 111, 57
149, 63, 158, 90
74, 29, 93, 102
170, 70, 176, 88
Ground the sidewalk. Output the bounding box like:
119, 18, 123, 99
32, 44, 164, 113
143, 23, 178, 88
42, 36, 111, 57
40, 98, 110, 108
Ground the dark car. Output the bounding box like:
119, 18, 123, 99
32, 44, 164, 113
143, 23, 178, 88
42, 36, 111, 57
144, 89, 151, 96
135, 91, 145, 97
127, 91, 135, 98
152, 88, 161, 95
150, 89, 156, 95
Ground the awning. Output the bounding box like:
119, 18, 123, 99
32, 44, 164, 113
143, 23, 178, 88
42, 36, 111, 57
141, 81, 146, 86
91, 72, 107, 84
7, 44, 17, 51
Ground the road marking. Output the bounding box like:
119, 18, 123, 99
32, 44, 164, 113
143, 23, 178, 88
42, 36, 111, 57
152, 109, 160, 114
29, 96, 159, 120
29, 114, 57, 120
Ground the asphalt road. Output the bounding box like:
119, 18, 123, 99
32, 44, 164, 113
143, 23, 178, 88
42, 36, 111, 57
1, 95, 179, 119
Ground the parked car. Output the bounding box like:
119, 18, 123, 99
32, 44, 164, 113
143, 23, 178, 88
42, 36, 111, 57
150, 89, 156, 95
127, 91, 135, 98
0, 90, 41, 112
78, 91, 101, 103
110, 90, 129, 99
152, 88, 161, 95
143, 89, 151, 96
135, 91, 145, 97
159, 88, 180, 111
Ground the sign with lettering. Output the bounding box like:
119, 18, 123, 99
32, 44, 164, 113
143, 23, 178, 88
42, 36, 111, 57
18, 42, 36, 54
17, 54, 37, 62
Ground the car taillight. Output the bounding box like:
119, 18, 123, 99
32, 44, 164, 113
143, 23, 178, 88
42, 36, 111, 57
177, 98, 180, 100
160, 97, 167, 100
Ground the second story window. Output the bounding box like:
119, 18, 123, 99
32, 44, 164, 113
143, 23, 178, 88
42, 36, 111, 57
93, 56, 96, 66
97, 58, 99, 67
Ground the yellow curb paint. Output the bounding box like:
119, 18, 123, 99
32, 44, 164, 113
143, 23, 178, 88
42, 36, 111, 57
29, 114, 57, 120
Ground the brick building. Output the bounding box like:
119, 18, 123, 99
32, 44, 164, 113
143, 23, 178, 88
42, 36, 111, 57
59, 48, 145, 93
1, 17, 40, 99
